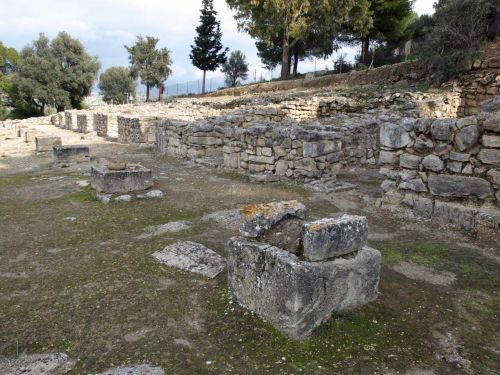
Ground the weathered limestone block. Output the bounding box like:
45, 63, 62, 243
487, 169, 500, 186
53, 145, 90, 165
35, 136, 61, 152
379, 150, 399, 165
455, 125, 480, 151
400, 153, 422, 170
90, 165, 153, 193
302, 215, 368, 261
379, 122, 410, 149
431, 119, 454, 142
303, 141, 339, 158
428, 175, 493, 200
432, 201, 478, 230
76, 114, 89, 133
422, 154, 444, 172
482, 96, 500, 112
398, 178, 428, 192
482, 135, 500, 148
483, 115, 500, 133
239, 200, 307, 238
450, 151, 470, 162
477, 148, 500, 165
227, 238, 381, 340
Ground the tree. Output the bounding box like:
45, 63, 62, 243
14, 33, 71, 115
51, 32, 100, 108
222, 50, 249, 87
418, 0, 495, 82
226, 0, 362, 78
98, 67, 136, 104
190, 0, 228, 93
0, 42, 20, 119
125, 36, 172, 101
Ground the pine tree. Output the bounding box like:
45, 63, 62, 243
190, 0, 228, 93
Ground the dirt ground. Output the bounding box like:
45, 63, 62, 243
0, 123, 498, 374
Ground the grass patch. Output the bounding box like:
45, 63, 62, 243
379, 240, 449, 268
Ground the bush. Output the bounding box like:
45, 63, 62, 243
418, 0, 495, 82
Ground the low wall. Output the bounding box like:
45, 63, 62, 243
156, 118, 343, 181
117, 116, 158, 144
378, 97, 500, 231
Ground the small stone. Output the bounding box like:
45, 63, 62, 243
449, 151, 470, 162
145, 189, 164, 198
431, 119, 454, 142
398, 178, 428, 192
482, 135, 500, 148
422, 155, 444, 172
447, 161, 463, 173
399, 153, 422, 170
456, 125, 480, 151
115, 195, 132, 202
482, 96, 500, 112
477, 148, 500, 165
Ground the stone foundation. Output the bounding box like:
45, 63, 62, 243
35, 136, 61, 152
118, 116, 157, 143
228, 202, 381, 340
53, 145, 90, 165
90, 165, 153, 193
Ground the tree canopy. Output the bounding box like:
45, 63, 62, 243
222, 50, 249, 87
190, 0, 228, 93
226, 0, 365, 77
125, 36, 172, 101
98, 66, 136, 104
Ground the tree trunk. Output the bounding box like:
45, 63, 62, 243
202, 70, 206, 94
293, 48, 299, 75
146, 84, 150, 102
158, 88, 161, 101
41, 103, 45, 116
362, 36, 370, 65
281, 33, 291, 78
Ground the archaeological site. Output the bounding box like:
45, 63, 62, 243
1, 1, 499, 374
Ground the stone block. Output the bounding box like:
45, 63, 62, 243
477, 148, 500, 165
53, 145, 90, 165
482, 135, 500, 148
35, 136, 61, 152
227, 238, 381, 340
449, 151, 470, 162
456, 125, 480, 151
379, 122, 410, 149
398, 178, 428, 192
483, 115, 500, 133
431, 119, 454, 142
302, 214, 368, 261
432, 201, 477, 230
447, 161, 463, 173
239, 200, 307, 238
428, 175, 493, 200
482, 96, 500, 112
90, 165, 153, 193
422, 154, 444, 172
400, 153, 422, 170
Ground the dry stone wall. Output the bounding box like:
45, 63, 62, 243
378, 97, 500, 231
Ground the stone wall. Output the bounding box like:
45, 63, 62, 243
378, 97, 500, 231
93, 113, 108, 137
117, 116, 158, 144
156, 118, 343, 182
76, 114, 89, 133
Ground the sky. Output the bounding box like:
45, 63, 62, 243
0, 0, 436, 93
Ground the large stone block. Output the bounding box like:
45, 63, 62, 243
432, 201, 477, 230
35, 136, 61, 152
477, 148, 500, 165
302, 215, 368, 261
431, 119, 454, 142
455, 125, 480, 151
90, 165, 153, 193
428, 175, 493, 200
379, 122, 410, 149
227, 238, 381, 340
239, 200, 307, 238
53, 145, 90, 165
482, 96, 500, 112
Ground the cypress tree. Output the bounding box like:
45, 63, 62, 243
190, 0, 228, 93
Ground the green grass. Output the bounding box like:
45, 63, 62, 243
379, 240, 449, 268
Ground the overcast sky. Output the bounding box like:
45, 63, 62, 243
1, 0, 436, 91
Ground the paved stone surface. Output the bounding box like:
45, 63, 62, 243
392, 262, 456, 286
152, 241, 226, 278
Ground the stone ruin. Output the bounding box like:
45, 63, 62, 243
53, 145, 90, 166
227, 200, 381, 340
91, 163, 154, 194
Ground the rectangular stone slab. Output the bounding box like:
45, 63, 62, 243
228, 237, 381, 340
90, 165, 153, 193
153, 241, 226, 279
53, 145, 90, 164
302, 214, 368, 261
428, 175, 493, 200
36, 136, 61, 152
